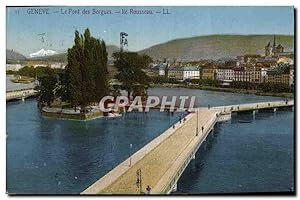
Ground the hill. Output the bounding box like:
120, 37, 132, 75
138, 34, 294, 61
6, 49, 27, 62
28, 45, 119, 62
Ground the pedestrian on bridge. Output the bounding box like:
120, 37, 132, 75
146, 185, 151, 194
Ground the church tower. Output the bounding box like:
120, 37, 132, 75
265, 42, 273, 56
272, 35, 276, 54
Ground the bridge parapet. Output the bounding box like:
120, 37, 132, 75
6, 88, 36, 101
215, 100, 294, 114
81, 100, 294, 195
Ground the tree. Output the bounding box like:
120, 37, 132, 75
36, 74, 57, 107
65, 31, 84, 111
113, 52, 152, 99
36, 28, 110, 112
64, 28, 109, 112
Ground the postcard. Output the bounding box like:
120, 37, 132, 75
6, 6, 295, 195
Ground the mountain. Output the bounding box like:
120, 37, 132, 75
28, 45, 119, 62
106, 45, 119, 58
139, 34, 294, 61
29, 49, 57, 58
6, 49, 26, 62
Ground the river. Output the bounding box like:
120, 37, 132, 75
6, 86, 294, 194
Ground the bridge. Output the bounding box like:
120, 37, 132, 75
6, 88, 36, 101
81, 100, 294, 195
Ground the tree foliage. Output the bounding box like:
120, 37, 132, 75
64, 28, 109, 112
36, 72, 57, 107
37, 28, 109, 112
113, 52, 152, 98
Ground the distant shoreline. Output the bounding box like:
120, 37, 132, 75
150, 83, 294, 98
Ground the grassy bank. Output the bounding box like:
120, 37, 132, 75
150, 83, 294, 98
42, 109, 104, 121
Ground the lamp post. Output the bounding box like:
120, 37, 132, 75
196, 109, 199, 136
136, 168, 142, 194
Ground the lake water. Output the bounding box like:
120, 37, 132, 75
6, 75, 35, 92
176, 110, 294, 194
6, 86, 294, 194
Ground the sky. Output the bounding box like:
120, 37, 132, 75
6, 6, 294, 57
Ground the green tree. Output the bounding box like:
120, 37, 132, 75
113, 52, 152, 99
65, 31, 84, 111
64, 28, 110, 112
36, 74, 57, 107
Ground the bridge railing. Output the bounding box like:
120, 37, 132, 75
159, 113, 219, 194
6, 89, 36, 100
6, 87, 35, 93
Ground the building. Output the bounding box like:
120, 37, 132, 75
168, 66, 200, 80
183, 66, 200, 80
289, 66, 294, 87
244, 54, 261, 64
267, 70, 289, 85
33, 64, 47, 68
277, 57, 294, 65
265, 35, 285, 57
236, 56, 245, 66
251, 68, 261, 83
201, 68, 216, 80
233, 67, 261, 83
50, 62, 67, 69
260, 68, 269, 83
233, 68, 252, 82
168, 67, 182, 80
6, 64, 23, 71
216, 68, 234, 81
151, 63, 167, 76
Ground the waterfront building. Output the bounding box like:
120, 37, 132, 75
182, 66, 200, 80
149, 63, 168, 77
277, 57, 294, 65
6, 64, 23, 71
168, 67, 182, 80
216, 68, 234, 81
233, 67, 261, 83
289, 66, 294, 87
201, 67, 216, 80
168, 66, 200, 80
251, 68, 261, 83
267, 69, 290, 85
260, 68, 269, 83
233, 68, 251, 82
33, 64, 48, 68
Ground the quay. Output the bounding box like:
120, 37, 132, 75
6, 88, 36, 101
81, 100, 294, 195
